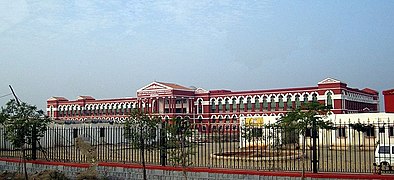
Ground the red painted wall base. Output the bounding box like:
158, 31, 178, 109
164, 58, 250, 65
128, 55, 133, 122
0, 158, 392, 179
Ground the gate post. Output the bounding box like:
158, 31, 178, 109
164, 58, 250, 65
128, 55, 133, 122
160, 121, 167, 166
31, 124, 37, 160
312, 120, 318, 173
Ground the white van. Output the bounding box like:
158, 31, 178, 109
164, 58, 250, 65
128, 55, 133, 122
375, 144, 394, 170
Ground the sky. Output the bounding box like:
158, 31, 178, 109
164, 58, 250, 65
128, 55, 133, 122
0, 0, 394, 111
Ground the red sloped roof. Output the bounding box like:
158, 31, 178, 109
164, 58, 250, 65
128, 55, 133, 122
48, 97, 69, 101
158, 82, 193, 91
383, 89, 394, 95
78, 96, 95, 100
362, 88, 379, 95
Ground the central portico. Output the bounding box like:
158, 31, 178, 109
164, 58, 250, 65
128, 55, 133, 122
136, 81, 196, 119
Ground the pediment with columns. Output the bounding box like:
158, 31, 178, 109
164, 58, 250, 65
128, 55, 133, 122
318, 77, 342, 84
137, 82, 173, 97
195, 88, 209, 94
137, 81, 194, 98
138, 82, 171, 92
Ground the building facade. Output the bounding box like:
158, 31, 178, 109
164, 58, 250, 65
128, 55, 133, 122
47, 78, 379, 132
238, 113, 394, 150
383, 89, 394, 113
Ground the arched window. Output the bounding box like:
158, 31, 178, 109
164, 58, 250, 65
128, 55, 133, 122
287, 95, 292, 109
49, 106, 53, 118
255, 97, 260, 110
198, 99, 202, 114
198, 116, 203, 123
129, 103, 133, 113
212, 125, 217, 131
263, 96, 268, 110
295, 95, 301, 108
152, 101, 156, 113
232, 116, 237, 123
95, 106, 99, 115
225, 116, 230, 123
218, 99, 223, 111
225, 125, 230, 131
225, 98, 230, 111
58, 107, 62, 117
70, 107, 73, 116
247, 97, 252, 111
303, 94, 308, 103
101, 104, 106, 115
106, 104, 110, 114
85, 107, 89, 116
232, 98, 237, 111
212, 117, 216, 123
270, 96, 276, 111
114, 104, 118, 114
124, 104, 128, 114
218, 125, 223, 131
119, 104, 123, 115
211, 100, 216, 113
239, 97, 244, 111
278, 95, 284, 109
312, 93, 318, 102
98, 106, 102, 115
232, 125, 238, 131
327, 92, 333, 108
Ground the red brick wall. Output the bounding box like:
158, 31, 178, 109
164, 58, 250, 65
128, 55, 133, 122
383, 89, 394, 113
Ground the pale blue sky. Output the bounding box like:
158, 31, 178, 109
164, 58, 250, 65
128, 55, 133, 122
1, 0, 393, 110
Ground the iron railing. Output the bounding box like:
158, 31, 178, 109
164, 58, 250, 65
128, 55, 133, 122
1, 122, 393, 174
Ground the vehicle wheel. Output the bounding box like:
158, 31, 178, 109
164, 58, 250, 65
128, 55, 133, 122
380, 162, 391, 171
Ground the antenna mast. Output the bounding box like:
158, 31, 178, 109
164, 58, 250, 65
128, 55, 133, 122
9, 85, 21, 105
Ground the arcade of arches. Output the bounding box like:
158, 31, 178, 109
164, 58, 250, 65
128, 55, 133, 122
47, 78, 379, 132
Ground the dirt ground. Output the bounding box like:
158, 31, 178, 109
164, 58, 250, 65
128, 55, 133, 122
0, 170, 70, 180
0, 142, 379, 174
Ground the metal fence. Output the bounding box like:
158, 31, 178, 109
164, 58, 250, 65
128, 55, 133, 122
1, 122, 393, 174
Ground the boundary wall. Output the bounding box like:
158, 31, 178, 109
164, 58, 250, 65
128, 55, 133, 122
0, 158, 393, 180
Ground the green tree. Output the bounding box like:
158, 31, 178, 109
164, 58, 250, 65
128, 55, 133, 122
124, 109, 159, 180
275, 101, 334, 179
0, 99, 51, 179
166, 117, 195, 180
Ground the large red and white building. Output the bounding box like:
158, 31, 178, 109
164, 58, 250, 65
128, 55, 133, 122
47, 78, 379, 131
